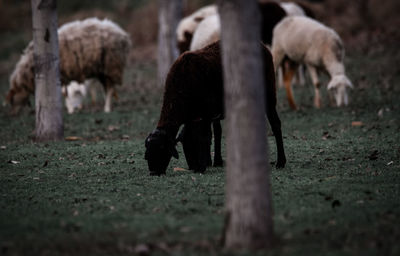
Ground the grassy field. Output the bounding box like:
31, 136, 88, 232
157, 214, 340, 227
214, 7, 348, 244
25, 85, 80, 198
1, 21, 400, 256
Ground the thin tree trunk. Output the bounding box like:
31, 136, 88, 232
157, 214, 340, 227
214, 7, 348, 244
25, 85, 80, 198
218, 0, 274, 250
31, 0, 63, 141
157, 0, 182, 87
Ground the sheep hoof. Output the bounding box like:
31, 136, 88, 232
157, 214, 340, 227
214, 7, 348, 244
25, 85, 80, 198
193, 167, 206, 174
275, 160, 286, 169
149, 171, 166, 176
207, 158, 212, 167
213, 158, 223, 167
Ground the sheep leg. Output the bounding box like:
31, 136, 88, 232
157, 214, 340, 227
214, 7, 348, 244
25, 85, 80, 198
180, 124, 198, 170
266, 106, 286, 169
277, 66, 284, 88
212, 120, 223, 167
271, 45, 285, 72
297, 64, 306, 86
283, 61, 298, 110
307, 65, 321, 108
196, 120, 210, 173
180, 121, 209, 173
104, 85, 114, 113
88, 82, 97, 106
206, 123, 212, 167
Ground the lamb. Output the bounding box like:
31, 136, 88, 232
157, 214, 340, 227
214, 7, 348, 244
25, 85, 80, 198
6, 17, 131, 114
176, 5, 218, 53
271, 16, 353, 109
144, 41, 286, 176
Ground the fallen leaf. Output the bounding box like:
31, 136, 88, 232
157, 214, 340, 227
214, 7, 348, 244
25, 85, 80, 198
377, 109, 384, 118
65, 136, 82, 141
328, 219, 336, 226
107, 125, 119, 132
351, 121, 363, 127
134, 244, 150, 256
173, 167, 187, 172
180, 226, 191, 233
322, 131, 333, 140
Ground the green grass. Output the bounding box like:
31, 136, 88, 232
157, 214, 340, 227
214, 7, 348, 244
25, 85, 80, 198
1, 45, 400, 255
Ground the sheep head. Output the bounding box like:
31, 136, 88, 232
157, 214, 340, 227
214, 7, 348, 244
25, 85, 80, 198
64, 81, 87, 114
145, 128, 179, 176
327, 74, 353, 107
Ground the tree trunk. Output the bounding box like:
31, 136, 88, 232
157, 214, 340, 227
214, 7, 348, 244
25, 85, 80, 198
31, 0, 63, 141
157, 0, 182, 87
218, 0, 274, 250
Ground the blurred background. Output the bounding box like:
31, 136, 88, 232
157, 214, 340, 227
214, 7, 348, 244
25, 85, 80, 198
0, 0, 399, 110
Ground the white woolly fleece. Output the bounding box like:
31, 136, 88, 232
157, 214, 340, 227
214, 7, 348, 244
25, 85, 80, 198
176, 5, 217, 42
190, 14, 221, 51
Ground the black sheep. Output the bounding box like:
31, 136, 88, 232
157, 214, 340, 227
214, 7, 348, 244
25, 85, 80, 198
145, 41, 286, 175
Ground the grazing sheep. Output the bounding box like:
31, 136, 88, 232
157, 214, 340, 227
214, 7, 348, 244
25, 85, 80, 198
176, 5, 218, 53
186, 2, 286, 172
272, 16, 353, 109
6, 17, 131, 114
145, 41, 286, 176
278, 1, 317, 89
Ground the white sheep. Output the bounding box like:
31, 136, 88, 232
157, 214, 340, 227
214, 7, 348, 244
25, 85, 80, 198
176, 5, 217, 53
271, 16, 353, 109
6, 17, 131, 114
190, 14, 220, 51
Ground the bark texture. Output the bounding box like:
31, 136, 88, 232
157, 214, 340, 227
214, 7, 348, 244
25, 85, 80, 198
157, 0, 182, 87
218, 0, 274, 250
31, 0, 63, 141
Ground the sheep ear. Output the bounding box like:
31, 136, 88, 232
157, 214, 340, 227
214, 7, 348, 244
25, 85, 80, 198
194, 16, 204, 23
170, 146, 179, 159
184, 31, 192, 40
347, 80, 354, 89
327, 80, 336, 90
62, 86, 68, 97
